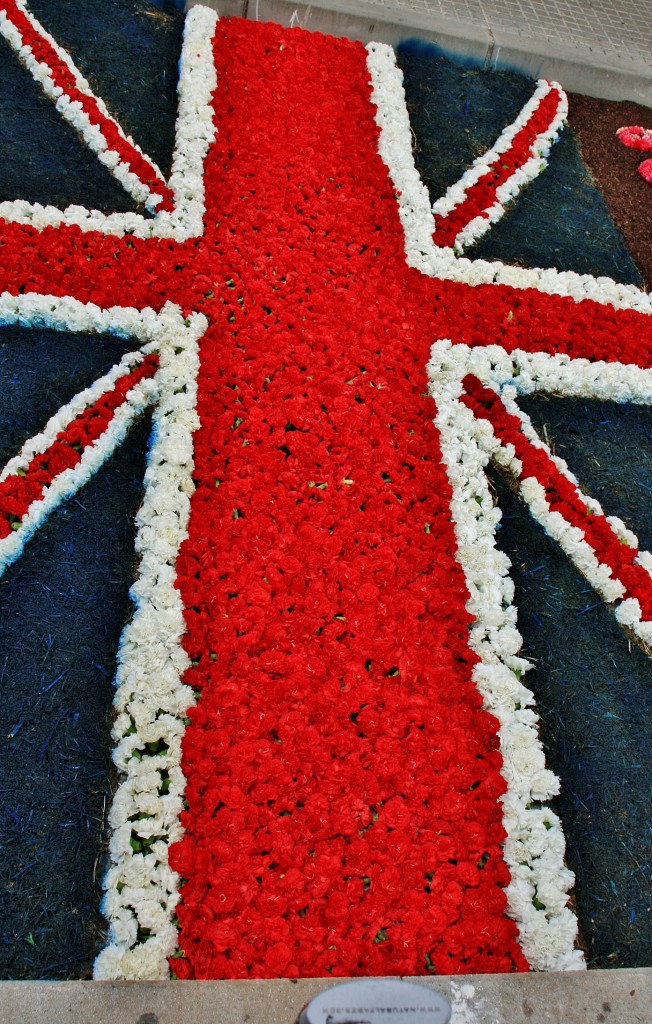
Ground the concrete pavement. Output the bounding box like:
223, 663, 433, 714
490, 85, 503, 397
2, 969, 651, 1024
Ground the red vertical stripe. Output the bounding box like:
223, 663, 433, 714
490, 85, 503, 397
169, 21, 527, 979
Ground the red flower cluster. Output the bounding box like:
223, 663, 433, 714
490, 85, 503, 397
616, 125, 652, 183
430, 278, 652, 365
0, 353, 157, 536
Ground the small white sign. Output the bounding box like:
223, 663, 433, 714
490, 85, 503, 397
298, 979, 451, 1024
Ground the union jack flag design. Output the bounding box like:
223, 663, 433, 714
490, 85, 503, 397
0, 1, 650, 981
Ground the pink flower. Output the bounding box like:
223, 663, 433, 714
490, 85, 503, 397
639, 159, 652, 183
616, 125, 652, 152
616, 125, 652, 183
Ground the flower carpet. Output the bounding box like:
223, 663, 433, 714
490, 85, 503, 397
0, 0, 650, 983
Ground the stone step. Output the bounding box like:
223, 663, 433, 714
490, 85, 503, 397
2, 969, 651, 1024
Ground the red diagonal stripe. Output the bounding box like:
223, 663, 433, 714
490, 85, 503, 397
433, 88, 563, 248
0, 0, 175, 210
0, 352, 158, 537
461, 373, 652, 619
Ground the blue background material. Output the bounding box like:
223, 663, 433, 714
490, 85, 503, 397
397, 43, 643, 285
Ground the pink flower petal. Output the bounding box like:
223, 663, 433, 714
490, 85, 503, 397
616, 125, 652, 152
638, 158, 652, 183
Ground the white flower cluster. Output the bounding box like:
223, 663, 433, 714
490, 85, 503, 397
0, 293, 162, 576
432, 81, 568, 253
163, 4, 218, 240
428, 339, 585, 970
478, 346, 652, 404
0, 4, 218, 240
366, 42, 439, 269
93, 306, 205, 981
366, 43, 652, 317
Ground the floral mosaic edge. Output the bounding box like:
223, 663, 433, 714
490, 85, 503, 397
0, 3, 650, 981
